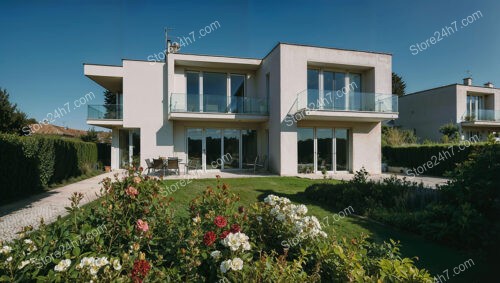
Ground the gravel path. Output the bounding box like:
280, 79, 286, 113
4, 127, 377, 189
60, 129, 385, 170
0, 170, 125, 242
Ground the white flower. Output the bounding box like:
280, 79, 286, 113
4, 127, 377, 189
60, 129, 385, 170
242, 242, 251, 251
220, 259, 232, 273
18, 260, 30, 270
23, 239, 33, 245
276, 213, 286, 222
256, 216, 262, 222
230, 257, 244, 271
6, 256, 13, 262
89, 265, 99, 275
0, 246, 12, 254
54, 259, 71, 272
94, 257, 109, 267
192, 215, 201, 224
210, 250, 221, 260
222, 232, 250, 252
112, 259, 122, 271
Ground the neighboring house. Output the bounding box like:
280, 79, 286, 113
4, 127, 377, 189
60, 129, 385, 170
397, 78, 500, 141
84, 42, 398, 175
30, 124, 87, 138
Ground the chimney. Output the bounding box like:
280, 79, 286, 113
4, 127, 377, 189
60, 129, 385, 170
463, 77, 472, 86
484, 82, 494, 88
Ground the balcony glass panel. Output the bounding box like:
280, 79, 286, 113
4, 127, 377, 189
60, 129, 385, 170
87, 104, 123, 120
170, 93, 268, 114
462, 109, 500, 122
297, 90, 397, 113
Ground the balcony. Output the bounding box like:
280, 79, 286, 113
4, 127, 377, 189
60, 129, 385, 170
168, 93, 268, 122
87, 104, 123, 127
289, 90, 398, 122
461, 109, 500, 127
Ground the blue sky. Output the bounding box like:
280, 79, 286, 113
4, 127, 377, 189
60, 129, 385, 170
1, 0, 499, 130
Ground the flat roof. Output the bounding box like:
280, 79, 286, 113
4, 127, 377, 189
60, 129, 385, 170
403, 83, 499, 98
84, 42, 392, 66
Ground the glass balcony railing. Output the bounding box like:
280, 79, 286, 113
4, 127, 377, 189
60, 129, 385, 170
169, 93, 268, 115
462, 109, 500, 122
293, 89, 398, 113
87, 104, 123, 120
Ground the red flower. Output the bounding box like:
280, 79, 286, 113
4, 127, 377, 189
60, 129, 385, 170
131, 259, 151, 283
203, 231, 217, 246
214, 215, 227, 228
220, 230, 230, 239
230, 224, 241, 233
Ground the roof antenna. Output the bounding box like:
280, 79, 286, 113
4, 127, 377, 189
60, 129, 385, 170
164, 27, 180, 61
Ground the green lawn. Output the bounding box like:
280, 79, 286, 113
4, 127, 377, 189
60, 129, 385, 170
164, 177, 491, 282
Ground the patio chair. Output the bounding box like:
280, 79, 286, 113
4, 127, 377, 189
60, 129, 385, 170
152, 158, 165, 175
249, 155, 267, 173
185, 158, 202, 174
145, 158, 154, 174
167, 157, 180, 175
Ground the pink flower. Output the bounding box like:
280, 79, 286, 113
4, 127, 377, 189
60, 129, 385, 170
126, 186, 139, 197
136, 219, 149, 232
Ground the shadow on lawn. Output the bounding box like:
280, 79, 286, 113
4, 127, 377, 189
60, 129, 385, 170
252, 188, 491, 282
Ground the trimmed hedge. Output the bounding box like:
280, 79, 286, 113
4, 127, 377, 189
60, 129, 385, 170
0, 134, 97, 202
382, 143, 486, 176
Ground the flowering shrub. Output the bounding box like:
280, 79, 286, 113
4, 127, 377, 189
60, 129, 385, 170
0, 170, 432, 282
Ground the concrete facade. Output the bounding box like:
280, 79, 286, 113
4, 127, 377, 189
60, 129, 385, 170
85, 43, 397, 175
397, 81, 500, 141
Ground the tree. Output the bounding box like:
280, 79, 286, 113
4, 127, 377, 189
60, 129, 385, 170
392, 72, 406, 96
104, 90, 119, 119
81, 127, 99, 143
439, 123, 459, 142
104, 90, 117, 105
0, 88, 36, 134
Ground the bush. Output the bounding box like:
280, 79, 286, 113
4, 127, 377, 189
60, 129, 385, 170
305, 145, 500, 255
381, 126, 417, 146
0, 134, 98, 202
382, 143, 485, 176
0, 171, 432, 282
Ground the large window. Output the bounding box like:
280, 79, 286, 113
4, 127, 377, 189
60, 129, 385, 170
242, 130, 257, 169
203, 72, 227, 112
206, 129, 222, 169
466, 95, 484, 120
187, 128, 257, 170
307, 69, 361, 111
186, 72, 200, 112
185, 72, 247, 113
297, 127, 350, 173
230, 74, 245, 113
297, 128, 314, 173
307, 69, 319, 107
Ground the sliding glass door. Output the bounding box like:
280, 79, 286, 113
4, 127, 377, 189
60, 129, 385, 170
317, 129, 333, 171
186, 128, 257, 171
335, 129, 349, 171
297, 128, 314, 173
187, 129, 203, 169
297, 127, 350, 173
186, 72, 200, 112
203, 72, 227, 112
223, 129, 240, 169
206, 129, 222, 169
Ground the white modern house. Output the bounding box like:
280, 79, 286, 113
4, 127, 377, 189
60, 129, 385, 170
84, 43, 398, 175
397, 78, 500, 141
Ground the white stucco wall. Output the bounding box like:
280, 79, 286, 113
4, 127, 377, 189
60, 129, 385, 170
277, 44, 392, 175
122, 60, 172, 169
